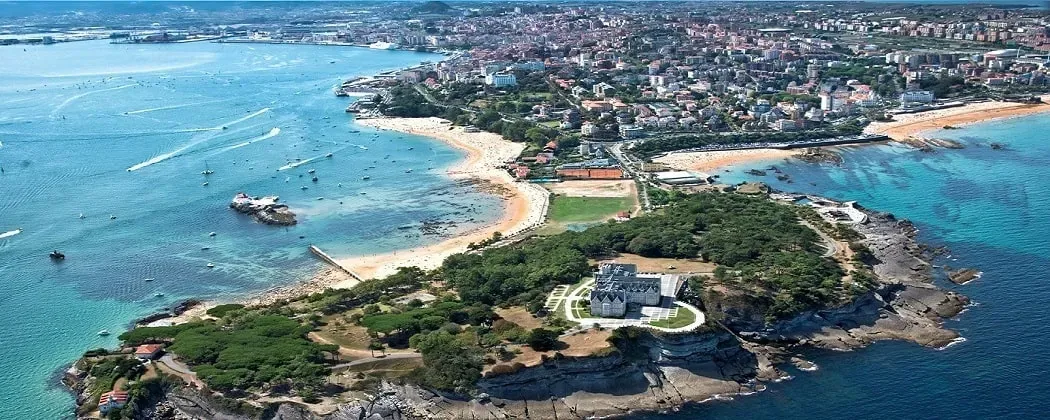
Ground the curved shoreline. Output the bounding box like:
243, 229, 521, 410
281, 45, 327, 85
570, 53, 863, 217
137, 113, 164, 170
242, 117, 548, 306
865, 96, 1050, 141
652, 97, 1050, 175
340, 117, 549, 280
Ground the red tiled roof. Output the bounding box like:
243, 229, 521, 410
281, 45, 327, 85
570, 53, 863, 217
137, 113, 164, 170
100, 391, 129, 405
135, 344, 164, 355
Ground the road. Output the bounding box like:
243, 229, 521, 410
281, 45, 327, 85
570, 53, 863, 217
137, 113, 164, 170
802, 220, 842, 258
608, 142, 653, 211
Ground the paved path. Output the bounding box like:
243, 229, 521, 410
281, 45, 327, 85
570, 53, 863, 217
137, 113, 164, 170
331, 352, 422, 370
157, 354, 203, 387
802, 220, 842, 258
561, 279, 706, 332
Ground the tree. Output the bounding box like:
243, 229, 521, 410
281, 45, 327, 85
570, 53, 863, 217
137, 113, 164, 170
415, 331, 483, 392
526, 328, 560, 351
368, 340, 385, 357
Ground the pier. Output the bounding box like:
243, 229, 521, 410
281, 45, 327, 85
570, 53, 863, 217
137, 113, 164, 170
309, 245, 362, 281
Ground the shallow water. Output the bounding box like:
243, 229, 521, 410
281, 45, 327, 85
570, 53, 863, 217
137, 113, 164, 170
648, 114, 1050, 418
0, 40, 503, 418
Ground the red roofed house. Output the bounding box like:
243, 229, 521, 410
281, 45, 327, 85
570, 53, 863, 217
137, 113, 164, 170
134, 344, 164, 360
99, 391, 129, 414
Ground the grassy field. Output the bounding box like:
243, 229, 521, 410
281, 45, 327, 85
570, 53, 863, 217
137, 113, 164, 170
649, 305, 697, 329
547, 196, 632, 224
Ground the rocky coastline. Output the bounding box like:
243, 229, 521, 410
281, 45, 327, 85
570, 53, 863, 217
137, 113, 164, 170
229, 193, 297, 226
65, 198, 971, 420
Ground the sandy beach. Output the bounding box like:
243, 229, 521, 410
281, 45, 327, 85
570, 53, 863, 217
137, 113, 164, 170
244, 117, 549, 305
654, 148, 796, 173
654, 97, 1050, 175
865, 96, 1050, 141
333, 117, 549, 282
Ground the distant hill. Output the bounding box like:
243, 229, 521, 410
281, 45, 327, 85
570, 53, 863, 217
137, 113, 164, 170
414, 1, 455, 14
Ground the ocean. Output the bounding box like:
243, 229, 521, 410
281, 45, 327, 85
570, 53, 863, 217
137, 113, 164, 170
652, 114, 1050, 418
0, 40, 503, 418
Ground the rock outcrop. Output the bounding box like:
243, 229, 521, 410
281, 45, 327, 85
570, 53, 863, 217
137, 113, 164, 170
230, 193, 297, 226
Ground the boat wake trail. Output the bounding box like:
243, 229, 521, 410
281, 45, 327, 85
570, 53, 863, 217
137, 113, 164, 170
123, 101, 220, 115
220, 108, 271, 128
51, 84, 136, 119
0, 229, 22, 240
126, 108, 272, 172
277, 153, 327, 171
222, 127, 281, 151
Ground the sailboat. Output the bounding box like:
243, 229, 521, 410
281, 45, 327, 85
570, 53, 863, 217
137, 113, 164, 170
201, 162, 214, 176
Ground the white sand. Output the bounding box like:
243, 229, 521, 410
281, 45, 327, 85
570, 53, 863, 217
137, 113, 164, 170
654, 148, 796, 173
333, 117, 550, 281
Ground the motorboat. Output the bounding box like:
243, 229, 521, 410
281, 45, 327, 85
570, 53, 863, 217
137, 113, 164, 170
206, 263, 215, 268
97, 330, 110, 336
49, 250, 65, 261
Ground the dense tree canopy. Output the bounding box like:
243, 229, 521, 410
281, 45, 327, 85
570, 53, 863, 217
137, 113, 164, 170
118, 314, 335, 393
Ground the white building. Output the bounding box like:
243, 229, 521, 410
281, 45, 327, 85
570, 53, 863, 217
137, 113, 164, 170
900, 90, 934, 104
485, 72, 517, 88
589, 263, 665, 317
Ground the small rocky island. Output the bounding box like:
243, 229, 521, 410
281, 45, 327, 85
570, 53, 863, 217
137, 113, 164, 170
229, 193, 297, 225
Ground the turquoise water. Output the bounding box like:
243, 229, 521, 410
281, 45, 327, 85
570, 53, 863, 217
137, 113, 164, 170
0, 40, 503, 418
657, 114, 1050, 418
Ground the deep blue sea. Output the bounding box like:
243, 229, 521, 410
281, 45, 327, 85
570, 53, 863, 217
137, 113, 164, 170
653, 114, 1050, 418
0, 40, 503, 418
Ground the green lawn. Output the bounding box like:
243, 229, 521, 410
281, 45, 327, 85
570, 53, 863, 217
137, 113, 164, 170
547, 196, 632, 224
648, 305, 697, 329
572, 299, 593, 319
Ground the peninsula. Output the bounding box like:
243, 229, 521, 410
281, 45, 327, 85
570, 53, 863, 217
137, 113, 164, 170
28, 0, 1050, 418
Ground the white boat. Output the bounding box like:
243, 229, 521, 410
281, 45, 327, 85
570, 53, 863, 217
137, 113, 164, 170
300, 186, 308, 190
201, 161, 214, 175
97, 330, 110, 336
208, 232, 217, 237
325, 153, 333, 158
201, 182, 209, 186
78, 213, 85, 219
109, 215, 117, 220
206, 263, 215, 268
144, 278, 155, 282
155, 292, 164, 298
307, 169, 316, 174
